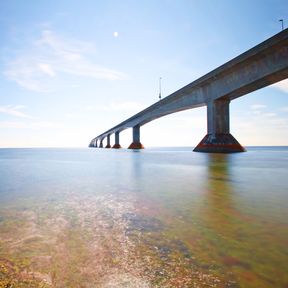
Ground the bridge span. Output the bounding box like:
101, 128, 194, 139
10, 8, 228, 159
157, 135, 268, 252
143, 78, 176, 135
89, 29, 288, 153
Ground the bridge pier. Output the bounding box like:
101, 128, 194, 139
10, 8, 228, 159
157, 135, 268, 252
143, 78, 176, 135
89, 139, 97, 147
194, 99, 245, 153
112, 131, 121, 149
128, 125, 144, 149
99, 139, 104, 148
105, 134, 111, 148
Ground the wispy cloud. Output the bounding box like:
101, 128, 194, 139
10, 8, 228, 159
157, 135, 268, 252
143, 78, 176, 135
0, 120, 60, 129
4, 30, 127, 92
246, 102, 288, 127
38, 63, 56, 77
249, 104, 267, 115
0, 104, 61, 129
85, 101, 146, 112
272, 79, 288, 93
250, 104, 266, 110
235, 109, 288, 131
0, 105, 33, 119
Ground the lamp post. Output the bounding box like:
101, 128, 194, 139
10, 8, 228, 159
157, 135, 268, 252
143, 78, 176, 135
279, 19, 284, 31
159, 77, 162, 101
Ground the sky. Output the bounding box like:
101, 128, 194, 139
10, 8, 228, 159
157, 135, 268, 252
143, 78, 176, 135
0, 0, 287, 148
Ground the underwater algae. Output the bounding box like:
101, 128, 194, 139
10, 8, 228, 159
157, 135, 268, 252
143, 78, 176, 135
0, 190, 235, 288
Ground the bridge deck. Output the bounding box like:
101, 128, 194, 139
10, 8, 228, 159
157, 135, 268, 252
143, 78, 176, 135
92, 29, 288, 143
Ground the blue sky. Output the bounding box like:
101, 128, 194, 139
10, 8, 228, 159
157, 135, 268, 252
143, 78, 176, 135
0, 0, 287, 148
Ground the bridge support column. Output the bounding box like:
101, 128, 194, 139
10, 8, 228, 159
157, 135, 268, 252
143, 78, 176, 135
194, 99, 245, 153
105, 135, 111, 148
112, 131, 121, 149
89, 139, 97, 147
128, 125, 144, 149
99, 139, 104, 148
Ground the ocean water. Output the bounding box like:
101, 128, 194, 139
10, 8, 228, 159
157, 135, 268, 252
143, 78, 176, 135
0, 147, 287, 287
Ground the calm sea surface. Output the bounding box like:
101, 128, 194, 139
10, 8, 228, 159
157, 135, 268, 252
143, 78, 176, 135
0, 147, 287, 287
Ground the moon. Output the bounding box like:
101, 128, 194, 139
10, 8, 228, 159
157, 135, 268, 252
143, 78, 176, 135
113, 31, 119, 37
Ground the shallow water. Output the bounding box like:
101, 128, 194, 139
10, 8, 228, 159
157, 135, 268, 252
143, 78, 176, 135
0, 147, 287, 287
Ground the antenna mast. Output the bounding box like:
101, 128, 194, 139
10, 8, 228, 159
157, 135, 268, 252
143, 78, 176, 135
159, 77, 162, 100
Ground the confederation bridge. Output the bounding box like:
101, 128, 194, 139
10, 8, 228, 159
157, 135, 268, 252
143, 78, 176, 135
89, 29, 288, 153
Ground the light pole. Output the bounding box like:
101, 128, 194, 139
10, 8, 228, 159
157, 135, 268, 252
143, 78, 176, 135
279, 19, 284, 31
159, 77, 162, 101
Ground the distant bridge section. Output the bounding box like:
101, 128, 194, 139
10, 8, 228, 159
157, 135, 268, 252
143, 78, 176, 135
90, 29, 288, 152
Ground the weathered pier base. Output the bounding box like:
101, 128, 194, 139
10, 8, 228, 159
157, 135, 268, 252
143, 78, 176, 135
194, 99, 245, 153
128, 125, 144, 149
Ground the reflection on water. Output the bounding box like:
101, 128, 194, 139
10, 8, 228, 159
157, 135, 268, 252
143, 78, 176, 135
0, 148, 287, 287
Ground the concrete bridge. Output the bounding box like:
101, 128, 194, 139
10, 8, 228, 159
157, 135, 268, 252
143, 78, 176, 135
89, 29, 288, 153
